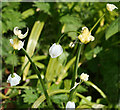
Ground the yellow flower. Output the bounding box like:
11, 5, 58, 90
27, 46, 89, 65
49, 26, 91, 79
78, 27, 95, 44
14, 27, 29, 39
10, 38, 24, 50
80, 73, 89, 81
106, 3, 118, 12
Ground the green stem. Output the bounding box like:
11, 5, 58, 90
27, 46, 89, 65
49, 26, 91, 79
22, 48, 54, 109
12, 50, 15, 77
90, 13, 105, 33
69, 43, 83, 100
57, 31, 80, 44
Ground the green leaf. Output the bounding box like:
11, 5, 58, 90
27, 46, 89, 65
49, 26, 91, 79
32, 55, 47, 62
34, 2, 51, 15
51, 94, 68, 104
105, 17, 120, 40
22, 20, 46, 81
85, 46, 103, 60
22, 8, 35, 19
45, 58, 64, 82
60, 14, 82, 39
22, 88, 38, 105
5, 54, 18, 66
80, 96, 92, 105
34, 62, 45, 69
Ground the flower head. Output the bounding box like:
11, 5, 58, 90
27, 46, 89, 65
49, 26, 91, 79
49, 43, 63, 58
14, 27, 29, 39
78, 27, 95, 44
7, 73, 21, 86
10, 38, 24, 50
66, 101, 75, 110
80, 73, 89, 81
106, 3, 118, 12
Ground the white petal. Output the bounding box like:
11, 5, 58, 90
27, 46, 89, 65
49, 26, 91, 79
14, 27, 21, 36
18, 27, 29, 39
106, 3, 118, 11
10, 39, 14, 45
66, 101, 75, 110
18, 40, 24, 50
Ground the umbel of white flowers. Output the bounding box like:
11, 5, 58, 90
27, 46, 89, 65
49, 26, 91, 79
49, 43, 63, 58
106, 3, 118, 11
7, 73, 21, 86
66, 101, 75, 110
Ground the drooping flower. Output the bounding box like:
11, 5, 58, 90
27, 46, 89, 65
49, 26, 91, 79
49, 43, 63, 58
7, 73, 21, 86
10, 38, 24, 50
78, 27, 95, 44
66, 101, 75, 110
106, 3, 118, 12
80, 73, 89, 81
14, 27, 29, 39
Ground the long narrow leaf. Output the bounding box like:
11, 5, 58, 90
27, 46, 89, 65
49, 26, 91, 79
22, 20, 45, 80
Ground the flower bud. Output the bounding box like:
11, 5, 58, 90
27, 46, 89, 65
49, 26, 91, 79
66, 101, 75, 110
49, 43, 63, 58
7, 73, 21, 86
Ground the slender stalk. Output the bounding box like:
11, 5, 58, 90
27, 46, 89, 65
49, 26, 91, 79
12, 50, 15, 77
69, 43, 83, 101
22, 48, 54, 109
90, 13, 105, 33
57, 31, 80, 44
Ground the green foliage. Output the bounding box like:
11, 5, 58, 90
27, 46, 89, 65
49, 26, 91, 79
5, 54, 18, 66
105, 17, 120, 40
22, 88, 38, 105
1, 2, 119, 109
51, 94, 68, 105
2, 2, 26, 33
85, 46, 103, 60
34, 2, 51, 15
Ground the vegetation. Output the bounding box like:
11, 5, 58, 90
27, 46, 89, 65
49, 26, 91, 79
1, 2, 119, 109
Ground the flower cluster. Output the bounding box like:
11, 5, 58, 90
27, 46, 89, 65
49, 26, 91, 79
78, 27, 95, 44
10, 27, 28, 50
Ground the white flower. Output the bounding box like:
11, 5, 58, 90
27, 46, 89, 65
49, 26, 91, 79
66, 101, 75, 110
10, 38, 24, 50
80, 73, 89, 81
7, 73, 21, 86
14, 27, 29, 39
78, 27, 95, 44
49, 43, 63, 58
106, 3, 118, 12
